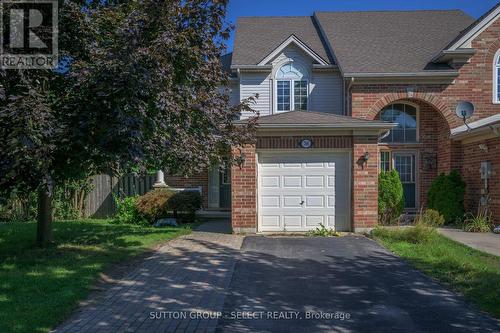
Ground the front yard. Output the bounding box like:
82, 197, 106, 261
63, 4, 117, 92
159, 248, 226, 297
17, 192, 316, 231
373, 227, 500, 318
0, 219, 193, 333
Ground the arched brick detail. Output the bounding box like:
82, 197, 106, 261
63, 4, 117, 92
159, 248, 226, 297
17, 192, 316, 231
366, 92, 453, 129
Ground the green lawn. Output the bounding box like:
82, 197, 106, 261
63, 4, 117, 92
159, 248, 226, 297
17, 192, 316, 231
0, 219, 193, 333
373, 227, 500, 318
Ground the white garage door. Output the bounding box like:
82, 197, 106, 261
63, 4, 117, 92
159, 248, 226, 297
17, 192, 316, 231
258, 152, 351, 232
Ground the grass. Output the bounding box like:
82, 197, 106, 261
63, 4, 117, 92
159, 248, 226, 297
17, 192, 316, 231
0, 219, 193, 333
372, 226, 500, 318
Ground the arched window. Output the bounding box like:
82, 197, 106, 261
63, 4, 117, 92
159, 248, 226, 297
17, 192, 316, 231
494, 51, 500, 103
275, 63, 308, 112
379, 103, 417, 143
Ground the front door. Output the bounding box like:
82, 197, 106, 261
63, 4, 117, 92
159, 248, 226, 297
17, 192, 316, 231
393, 153, 417, 209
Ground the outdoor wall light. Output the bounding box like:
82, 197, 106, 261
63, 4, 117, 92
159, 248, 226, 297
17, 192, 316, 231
356, 152, 370, 169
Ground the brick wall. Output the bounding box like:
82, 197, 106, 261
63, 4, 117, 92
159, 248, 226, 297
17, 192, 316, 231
461, 137, 500, 224
351, 19, 500, 127
231, 144, 257, 232
231, 135, 372, 232
349, 18, 500, 211
257, 136, 353, 149
352, 136, 379, 229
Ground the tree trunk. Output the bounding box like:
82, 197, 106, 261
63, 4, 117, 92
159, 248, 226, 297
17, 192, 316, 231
37, 180, 54, 247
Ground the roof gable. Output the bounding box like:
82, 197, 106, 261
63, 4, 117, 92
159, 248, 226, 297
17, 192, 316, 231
445, 3, 500, 50
258, 35, 328, 66
231, 16, 333, 67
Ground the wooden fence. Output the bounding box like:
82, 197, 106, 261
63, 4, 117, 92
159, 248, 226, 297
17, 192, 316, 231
84, 174, 156, 218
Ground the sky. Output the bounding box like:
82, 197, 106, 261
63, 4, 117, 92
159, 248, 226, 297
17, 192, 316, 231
224, 0, 499, 52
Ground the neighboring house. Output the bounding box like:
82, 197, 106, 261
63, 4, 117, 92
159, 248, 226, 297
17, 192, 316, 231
164, 4, 500, 233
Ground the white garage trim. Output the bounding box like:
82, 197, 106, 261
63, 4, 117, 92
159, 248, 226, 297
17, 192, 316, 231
257, 149, 352, 233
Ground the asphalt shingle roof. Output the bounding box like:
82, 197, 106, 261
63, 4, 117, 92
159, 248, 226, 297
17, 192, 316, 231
231, 10, 476, 74
237, 111, 395, 128
232, 16, 333, 66
313, 10, 475, 74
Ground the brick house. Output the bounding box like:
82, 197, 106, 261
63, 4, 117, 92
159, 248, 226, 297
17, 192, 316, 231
163, 4, 500, 233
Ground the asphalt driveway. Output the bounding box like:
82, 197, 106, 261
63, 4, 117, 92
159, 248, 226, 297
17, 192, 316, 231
216, 235, 500, 333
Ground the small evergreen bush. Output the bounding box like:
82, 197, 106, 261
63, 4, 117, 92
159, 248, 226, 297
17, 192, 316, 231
378, 170, 404, 225
428, 171, 465, 224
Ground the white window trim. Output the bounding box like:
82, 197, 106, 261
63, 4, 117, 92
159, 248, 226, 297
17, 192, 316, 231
493, 49, 500, 104
274, 78, 309, 112
379, 102, 420, 143
391, 150, 420, 210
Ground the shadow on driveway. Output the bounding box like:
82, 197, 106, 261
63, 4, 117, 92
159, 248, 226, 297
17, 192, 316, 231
216, 236, 500, 333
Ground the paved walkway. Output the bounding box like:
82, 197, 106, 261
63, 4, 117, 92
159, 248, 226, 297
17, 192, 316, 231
438, 228, 500, 256
54, 221, 243, 333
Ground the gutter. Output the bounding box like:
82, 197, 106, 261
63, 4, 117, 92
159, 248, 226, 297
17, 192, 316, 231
451, 114, 500, 140
344, 71, 459, 78
430, 49, 476, 64
230, 65, 272, 71
249, 122, 397, 130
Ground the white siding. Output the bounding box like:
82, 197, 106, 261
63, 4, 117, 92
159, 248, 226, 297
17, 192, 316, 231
240, 72, 271, 118
229, 80, 239, 107
236, 44, 343, 119
310, 72, 343, 114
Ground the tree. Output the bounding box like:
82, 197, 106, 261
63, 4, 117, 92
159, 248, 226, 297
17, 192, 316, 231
0, 0, 256, 246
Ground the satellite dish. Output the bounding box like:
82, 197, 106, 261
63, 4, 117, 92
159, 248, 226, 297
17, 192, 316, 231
456, 101, 475, 119
455, 101, 475, 131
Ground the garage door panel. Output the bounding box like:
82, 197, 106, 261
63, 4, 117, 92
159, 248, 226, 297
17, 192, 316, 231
283, 215, 302, 228
261, 215, 280, 227
283, 196, 302, 207
261, 196, 280, 208
258, 152, 351, 232
283, 176, 302, 188
305, 196, 324, 208
261, 176, 280, 188
305, 176, 324, 187
305, 215, 324, 227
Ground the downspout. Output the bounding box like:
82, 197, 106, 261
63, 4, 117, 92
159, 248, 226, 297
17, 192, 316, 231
345, 77, 354, 116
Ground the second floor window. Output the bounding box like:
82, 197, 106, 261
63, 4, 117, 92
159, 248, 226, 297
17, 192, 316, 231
276, 63, 308, 112
379, 103, 418, 143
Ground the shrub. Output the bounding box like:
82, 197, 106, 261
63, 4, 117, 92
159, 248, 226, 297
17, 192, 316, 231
416, 209, 445, 227
135, 188, 176, 222
373, 223, 436, 244
378, 170, 404, 225
428, 171, 465, 224
114, 195, 148, 225
463, 212, 492, 233
168, 191, 202, 223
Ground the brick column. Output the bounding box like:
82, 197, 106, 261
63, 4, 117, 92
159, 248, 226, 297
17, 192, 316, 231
231, 144, 257, 233
353, 136, 379, 231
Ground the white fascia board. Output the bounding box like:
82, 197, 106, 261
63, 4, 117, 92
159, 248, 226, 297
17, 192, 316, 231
448, 6, 500, 50
451, 113, 500, 137
257, 35, 329, 66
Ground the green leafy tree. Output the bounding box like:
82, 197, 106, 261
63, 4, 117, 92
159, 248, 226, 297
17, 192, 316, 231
0, 0, 256, 246
428, 171, 465, 224
378, 170, 404, 225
